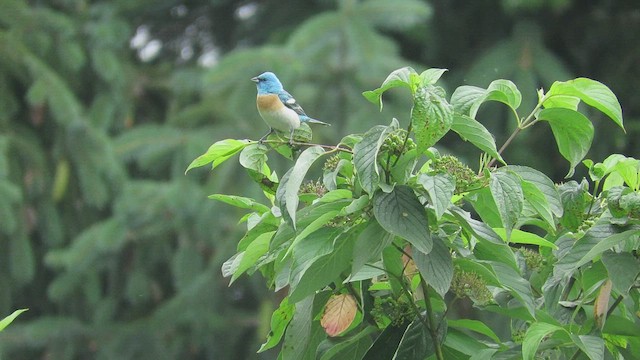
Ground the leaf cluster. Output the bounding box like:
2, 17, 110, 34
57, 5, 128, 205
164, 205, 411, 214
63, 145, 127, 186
189, 67, 639, 360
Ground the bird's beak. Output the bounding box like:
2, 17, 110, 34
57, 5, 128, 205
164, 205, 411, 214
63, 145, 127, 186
250, 77, 259, 83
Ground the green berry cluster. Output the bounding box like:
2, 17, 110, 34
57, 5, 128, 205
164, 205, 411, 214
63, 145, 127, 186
430, 155, 484, 193
323, 154, 341, 172
519, 248, 544, 271
380, 130, 416, 157
451, 268, 493, 305
298, 180, 327, 198
371, 296, 413, 327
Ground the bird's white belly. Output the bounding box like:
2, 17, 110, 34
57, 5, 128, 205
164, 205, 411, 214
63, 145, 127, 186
259, 107, 301, 132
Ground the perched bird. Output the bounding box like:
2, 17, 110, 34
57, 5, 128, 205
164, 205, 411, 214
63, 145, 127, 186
251, 72, 329, 143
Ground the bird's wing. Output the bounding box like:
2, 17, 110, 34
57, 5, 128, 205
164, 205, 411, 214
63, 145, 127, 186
277, 90, 307, 117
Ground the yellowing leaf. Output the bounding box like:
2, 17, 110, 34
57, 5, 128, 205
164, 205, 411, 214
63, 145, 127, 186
321, 294, 357, 337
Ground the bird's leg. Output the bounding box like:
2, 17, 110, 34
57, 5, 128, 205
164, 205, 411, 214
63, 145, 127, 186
259, 128, 274, 143
288, 128, 295, 145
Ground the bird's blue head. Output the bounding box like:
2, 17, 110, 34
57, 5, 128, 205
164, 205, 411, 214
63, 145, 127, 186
251, 72, 283, 94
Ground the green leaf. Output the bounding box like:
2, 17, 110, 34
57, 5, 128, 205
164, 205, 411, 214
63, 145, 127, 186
289, 228, 357, 303
601, 251, 640, 294
239, 143, 269, 171
491, 262, 535, 318
417, 173, 455, 220
353, 122, 396, 195
451, 114, 505, 164
419, 68, 448, 85
185, 139, 250, 173
412, 85, 454, 153
447, 319, 501, 344
394, 317, 432, 360
489, 171, 523, 239
413, 236, 453, 297
556, 224, 640, 275
373, 186, 432, 254
537, 107, 594, 177
522, 322, 567, 360
230, 231, 274, 283
259, 297, 295, 352
207, 194, 271, 213
493, 228, 558, 249
351, 219, 394, 275
0, 309, 28, 331
469, 79, 522, 118
450, 85, 485, 116
285, 146, 327, 225
363, 321, 410, 360
362, 66, 417, 110
547, 77, 624, 131
281, 295, 323, 360
570, 334, 604, 360
318, 326, 376, 360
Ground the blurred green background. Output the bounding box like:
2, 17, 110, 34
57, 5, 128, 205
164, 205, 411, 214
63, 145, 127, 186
0, 0, 638, 359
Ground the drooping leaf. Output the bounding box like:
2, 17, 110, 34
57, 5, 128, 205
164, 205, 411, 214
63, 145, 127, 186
546, 77, 624, 131
281, 295, 324, 360
239, 143, 269, 171
490, 262, 535, 318
451, 114, 505, 164
412, 236, 453, 297
230, 231, 274, 283
362, 320, 410, 360
419, 68, 448, 85
537, 107, 594, 177
447, 319, 501, 344
373, 185, 432, 254
394, 317, 433, 360
505, 165, 563, 217
321, 294, 358, 337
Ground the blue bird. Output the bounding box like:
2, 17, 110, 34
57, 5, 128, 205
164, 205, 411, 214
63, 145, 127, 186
251, 72, 329, 143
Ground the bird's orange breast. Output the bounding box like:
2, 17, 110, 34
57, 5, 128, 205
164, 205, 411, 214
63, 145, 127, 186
257, 94, 284, 112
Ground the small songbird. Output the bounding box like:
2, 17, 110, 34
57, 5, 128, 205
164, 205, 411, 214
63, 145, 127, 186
251, 72, 329, 143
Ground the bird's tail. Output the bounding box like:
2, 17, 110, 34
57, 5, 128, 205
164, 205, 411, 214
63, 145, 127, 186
303, 117, 331, 126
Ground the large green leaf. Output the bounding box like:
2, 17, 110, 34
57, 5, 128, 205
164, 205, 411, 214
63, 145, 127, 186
601, 251, 640, 294
207, 194, 271, 213
451, 114, 505, 164
489, 171, 523, 239
450, 80, 521, 119
416, 173, 455, 220
450, 85, 485, 115
281, 295, 324, 360
489, 262, 535, 317
239, 143, 269, 171
230, 231, 274, 283
284, 146, 327, 225
570, 334, 604, 360
493, 228, 557, 249
546, 77, 624, 131
413, 236, 453, 297
412, 85, 453, 153
363, 321, 410, 360
319, 326, 376, 360
447, 319, 501, 344
522, 322, 567, 360
351, 219, 394, 275
537, 107, 594, 177
373, 186, 432, 254
394, 317, 434, 360
258, 297, 295, 352
289, 227, 358, 303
